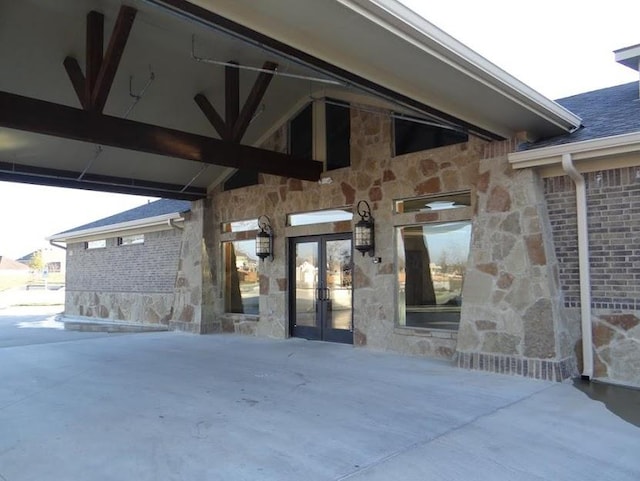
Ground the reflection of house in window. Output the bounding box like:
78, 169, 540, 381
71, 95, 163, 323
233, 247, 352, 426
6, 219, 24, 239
397, 221, 471, 330
223, 239, 259, 315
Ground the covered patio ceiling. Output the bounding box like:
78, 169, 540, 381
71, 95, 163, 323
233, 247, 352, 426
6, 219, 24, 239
0, 0, 581, 200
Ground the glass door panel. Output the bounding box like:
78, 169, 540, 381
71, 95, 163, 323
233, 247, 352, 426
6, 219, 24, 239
325, 239, 352, 331
290, 234, 353, 344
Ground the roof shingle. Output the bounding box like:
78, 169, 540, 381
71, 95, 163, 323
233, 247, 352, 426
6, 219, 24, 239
520, 82, 640, 151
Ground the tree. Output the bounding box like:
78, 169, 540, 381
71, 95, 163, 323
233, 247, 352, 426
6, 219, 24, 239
28, 250, 44, 273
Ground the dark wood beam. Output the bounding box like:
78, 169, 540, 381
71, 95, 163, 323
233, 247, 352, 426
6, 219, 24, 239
0, 91, 323, 181
63, 57, 88, 110
194, 93, 227, 140
225, 61, 239, 135
231, 61, 278, 142
151, 0, 502, 141
86, 11, 104, 108
0, 161, 206, 201
91, 5, 137, 113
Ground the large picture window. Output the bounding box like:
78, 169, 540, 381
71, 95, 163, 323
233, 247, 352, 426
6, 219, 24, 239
396, 221, 471, 330
223, 239, 259, 315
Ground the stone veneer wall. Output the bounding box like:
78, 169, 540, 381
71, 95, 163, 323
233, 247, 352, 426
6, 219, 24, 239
544, 167, 640, 387
207, 105, 487, 359
455, 140, 579, 381
170, 200, 217, 333
65, 229, 182, 324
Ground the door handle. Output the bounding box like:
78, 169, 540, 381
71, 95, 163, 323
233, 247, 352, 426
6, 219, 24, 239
324, 287, 330, 300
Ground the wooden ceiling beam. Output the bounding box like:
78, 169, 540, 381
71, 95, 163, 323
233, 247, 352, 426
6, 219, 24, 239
91, 5, 137, 113
231, 61, 277, 143
86, 11, 104, 109
0, 161, 206, 201
194, 93, 227, 140
63, 57, 88, 110
225, 61, 240, 135
0, 90, 323, 181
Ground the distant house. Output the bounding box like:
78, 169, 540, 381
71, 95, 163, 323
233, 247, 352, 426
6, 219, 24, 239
48, 199, 191, 328
0, 256, 29, 274
17, 247, 66, 275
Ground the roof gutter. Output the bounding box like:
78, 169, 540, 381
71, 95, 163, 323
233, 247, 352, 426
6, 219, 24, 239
47, 212, 186, 243
339, 0, 582, 133
509, 131, 640, 169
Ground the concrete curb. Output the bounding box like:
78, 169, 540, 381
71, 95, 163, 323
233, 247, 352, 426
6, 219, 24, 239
58, 314, 170, 333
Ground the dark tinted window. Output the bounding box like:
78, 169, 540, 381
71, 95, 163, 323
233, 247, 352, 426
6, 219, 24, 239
224, 170, 259, 191
290, 103, 313, 160
394, 117, 468, 156
326, 100, 350, 170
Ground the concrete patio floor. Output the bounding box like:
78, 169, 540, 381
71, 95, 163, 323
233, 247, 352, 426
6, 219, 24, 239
1, 306, 639, 480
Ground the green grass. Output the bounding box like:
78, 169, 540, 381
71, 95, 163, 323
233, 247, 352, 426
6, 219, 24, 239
0, 272, 65, 291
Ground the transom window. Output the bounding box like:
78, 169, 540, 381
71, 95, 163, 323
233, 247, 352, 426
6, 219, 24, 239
85, 239, 106, 249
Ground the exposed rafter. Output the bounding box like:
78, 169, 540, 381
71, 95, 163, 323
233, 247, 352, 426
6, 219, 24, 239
195, 61, 278, 143
63, 6, 137, 113
0, 91, 323, 181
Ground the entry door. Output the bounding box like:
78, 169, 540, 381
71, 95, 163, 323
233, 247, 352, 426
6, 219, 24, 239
290, 234, 353, 344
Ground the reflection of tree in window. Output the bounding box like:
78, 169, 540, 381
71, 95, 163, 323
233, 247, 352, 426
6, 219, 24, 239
404, 226, 436, 306
397, 221, 471, 330
224, 243, 243, 313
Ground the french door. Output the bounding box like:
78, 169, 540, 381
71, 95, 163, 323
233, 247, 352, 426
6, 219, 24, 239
289, 234, 353, 344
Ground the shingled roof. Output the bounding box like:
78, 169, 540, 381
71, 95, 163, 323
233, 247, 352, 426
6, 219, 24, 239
0, 256, 29, 271
54, 199, 191, 236
519, 82, 640, 151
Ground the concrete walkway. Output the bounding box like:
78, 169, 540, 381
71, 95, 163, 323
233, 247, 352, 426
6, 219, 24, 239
1, 307, 639, 480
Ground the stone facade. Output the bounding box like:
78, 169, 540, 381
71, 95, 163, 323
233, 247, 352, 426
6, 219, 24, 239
206, 106, 485, 359
455, 141, 578, 381
198, 102, 585, 381
544, 167, 640, 387
65, 228, 183, 326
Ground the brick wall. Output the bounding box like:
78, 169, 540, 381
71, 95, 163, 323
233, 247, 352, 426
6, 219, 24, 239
544, 167, 640, 309
66, 229, 182, 294
544, 166, 640, 386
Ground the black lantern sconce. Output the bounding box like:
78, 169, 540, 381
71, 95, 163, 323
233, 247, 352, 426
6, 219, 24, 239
354, 200, 375, 257
256, 215, 274, 261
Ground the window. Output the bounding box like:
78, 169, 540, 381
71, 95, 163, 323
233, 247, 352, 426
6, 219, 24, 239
85, 239, 106, 249
289, 103, 313, 160
397, 221, 471, 330
325, 100, 350, 170
288, 208, 353, 226
118, 234, 144, 246
394, 117, 468, 156
223, 239, 259, 315
395, 192, 471, 214
289, 100, 351, 171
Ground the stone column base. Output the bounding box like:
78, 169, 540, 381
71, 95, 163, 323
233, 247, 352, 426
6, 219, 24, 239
456, 352, 578, 382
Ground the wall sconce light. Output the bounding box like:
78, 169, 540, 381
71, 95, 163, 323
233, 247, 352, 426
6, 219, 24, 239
354, 200, 375, 257
256, 215, 274, 261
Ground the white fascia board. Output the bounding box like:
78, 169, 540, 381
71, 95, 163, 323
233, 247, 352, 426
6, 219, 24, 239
47, 212, 185, 243
338, 0, 582, 132
508, 131, 640, 169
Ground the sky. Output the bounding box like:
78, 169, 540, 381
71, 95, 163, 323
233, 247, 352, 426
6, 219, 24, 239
1, 0, 639, 259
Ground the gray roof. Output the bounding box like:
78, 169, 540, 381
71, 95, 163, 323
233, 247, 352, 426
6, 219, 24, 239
56, 199, 191, 236
520, 82, 640, 151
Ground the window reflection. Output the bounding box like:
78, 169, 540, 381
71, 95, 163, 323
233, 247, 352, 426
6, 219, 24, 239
223, 240, 259, 315
397, 221, 471, 330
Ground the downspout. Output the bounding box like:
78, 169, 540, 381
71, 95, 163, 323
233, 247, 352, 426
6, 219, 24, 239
561, 153, 593, 379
